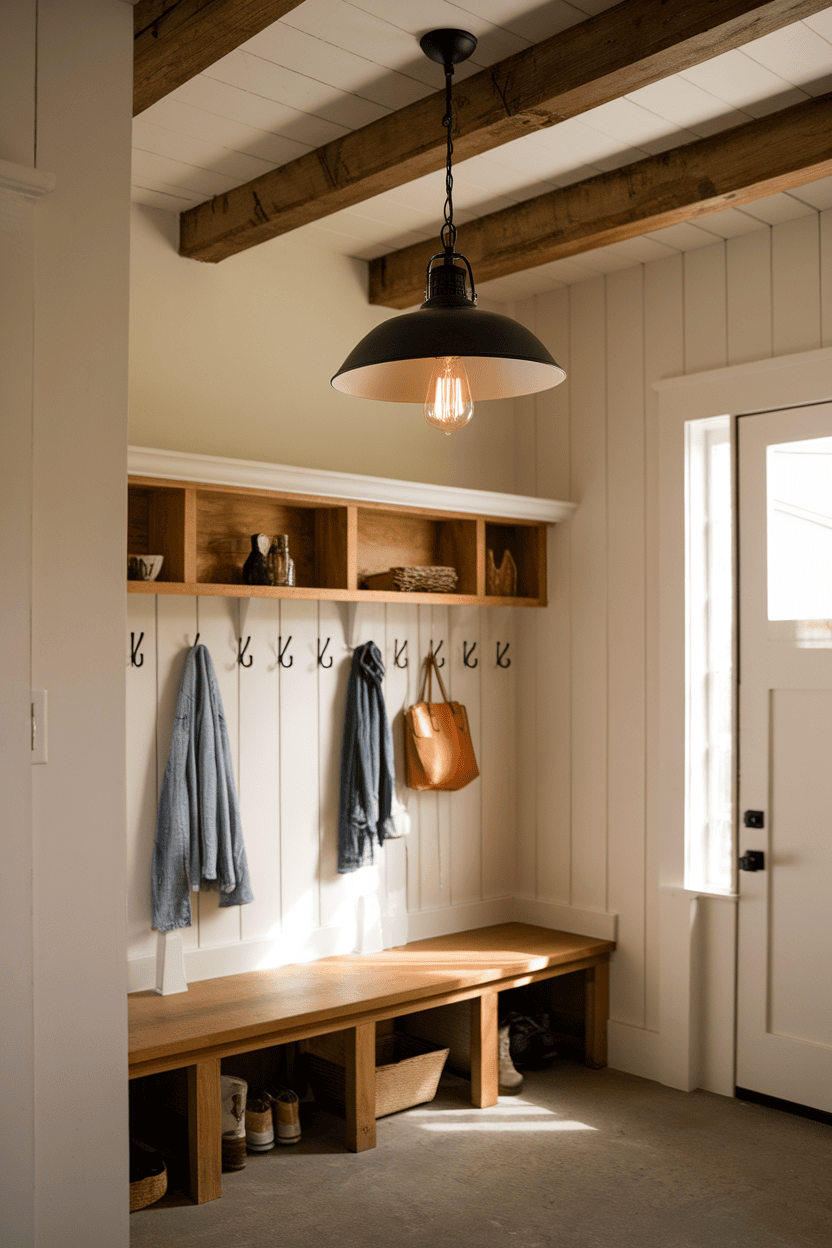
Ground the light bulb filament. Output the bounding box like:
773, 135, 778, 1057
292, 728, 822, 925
424, 357, 474, 434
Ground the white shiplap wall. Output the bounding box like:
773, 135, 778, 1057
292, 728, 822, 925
127, 593, 517, 990
511, 210, 832, 1084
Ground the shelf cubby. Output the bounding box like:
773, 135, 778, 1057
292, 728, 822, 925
356, 509, 480, 597
485, 522, 545, 602
127, 482, 190, 583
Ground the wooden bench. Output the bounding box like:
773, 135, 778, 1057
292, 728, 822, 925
128, 922, 615, 1204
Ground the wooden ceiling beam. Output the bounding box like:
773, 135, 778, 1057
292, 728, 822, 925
367, 93, 832, 309
177, 0, 830, 262
134, 0, 306, 116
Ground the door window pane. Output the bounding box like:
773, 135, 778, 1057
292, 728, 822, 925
767, 437, 832, 638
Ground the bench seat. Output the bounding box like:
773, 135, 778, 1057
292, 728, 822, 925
128, 922, 615, 1203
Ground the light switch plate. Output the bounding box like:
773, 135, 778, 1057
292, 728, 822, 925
31, 690, 47, 764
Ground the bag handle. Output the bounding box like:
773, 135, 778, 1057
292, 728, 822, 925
418, 650, 450, 705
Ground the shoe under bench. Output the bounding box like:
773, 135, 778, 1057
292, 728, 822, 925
128, 922, 615, 1204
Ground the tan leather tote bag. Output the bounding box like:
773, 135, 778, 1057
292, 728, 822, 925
404, 652, 479, 791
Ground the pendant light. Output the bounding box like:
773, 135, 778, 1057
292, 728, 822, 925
331, 28, 566, 434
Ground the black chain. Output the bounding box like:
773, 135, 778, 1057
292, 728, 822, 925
441, 65, 456, 256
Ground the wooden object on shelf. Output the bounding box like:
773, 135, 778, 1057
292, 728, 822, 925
127, 472, 557, 606
486, 548, 518, 597
128, 923, 615, 1203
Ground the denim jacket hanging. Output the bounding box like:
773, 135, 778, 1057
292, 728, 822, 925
151, 644, 253, 931
338, 640, 396, 873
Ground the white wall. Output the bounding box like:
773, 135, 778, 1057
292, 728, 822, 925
129, 203, 518, 493
511, 211, 832, 1093
1, 2, 133, 1245
127, 593, 519, 989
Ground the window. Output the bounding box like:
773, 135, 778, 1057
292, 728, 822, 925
767, 436, 832, 645
685, 416, 733, 894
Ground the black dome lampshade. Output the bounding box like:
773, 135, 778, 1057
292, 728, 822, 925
331, 29, 566, 435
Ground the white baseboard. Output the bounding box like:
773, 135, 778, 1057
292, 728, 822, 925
127, 898, 612, 993
127, 925, 361, 993
404, 898, 513, 942
512, 897, 618, 942
608, 1020, 662, 1080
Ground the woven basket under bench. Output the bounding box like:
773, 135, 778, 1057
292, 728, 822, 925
301, 1030, 450, 1118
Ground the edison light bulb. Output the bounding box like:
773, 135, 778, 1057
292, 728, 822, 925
424, 356, 474, 435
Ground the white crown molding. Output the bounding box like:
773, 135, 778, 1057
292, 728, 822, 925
653, 345, 832, 395
0, 159, 55, 200
128, 446, 577, 524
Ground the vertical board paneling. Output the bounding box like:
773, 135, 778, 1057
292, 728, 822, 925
532, 287, 572, 906
239, 597, 282, 945
449, 605, 482, 905
822, 209, 832, 349
727, 230, 772, 366
535, 527, 571, 903
569, 277, 608, 910
353, 603, 388, 947
606, 265, 647, 1027
684, 243, 727, 374
513, 299, 538, 497
155, 594, 199, 950
417, 605, 442, 909
432, 604, 452, 909
772, 216, 822, 356
126, 594, 158, 961
514, 603, 538, 899
317, 600, 354, 934
381, 604, 411, 944
643, 255, 684, 1032
278, 600, 320, 954
384, 603, 421, 916
534, 287, 571, 502
196, 595, 242, 948
481, 607, 517, 898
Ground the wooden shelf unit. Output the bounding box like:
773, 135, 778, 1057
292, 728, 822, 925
127, 475, 551, 607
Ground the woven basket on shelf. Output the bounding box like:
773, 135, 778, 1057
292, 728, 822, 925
302, 1031, 449, 1118
362, 566, 458, 593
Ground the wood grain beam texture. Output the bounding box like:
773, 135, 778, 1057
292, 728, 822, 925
369, 93, 832, 308
134, 0, 306, 116
177, 0, 830, 262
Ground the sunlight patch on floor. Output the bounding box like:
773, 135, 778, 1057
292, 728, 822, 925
418, 1120, 597, 1131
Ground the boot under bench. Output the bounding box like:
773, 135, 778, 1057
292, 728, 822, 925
128, 922, 615, 1204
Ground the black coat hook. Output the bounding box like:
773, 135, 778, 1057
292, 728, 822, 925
130, 632, 144, 668
463, 640, 478, 668
193, 633, 200, 647
429, 639, 445, 668
237, 636, 253, 667
394, 639, 408, 668
318, 637, 333, 668
278, 635, 293, 668
496, 641, 511, 668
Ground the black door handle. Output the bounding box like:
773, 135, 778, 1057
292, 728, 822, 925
739, 850, 765, 872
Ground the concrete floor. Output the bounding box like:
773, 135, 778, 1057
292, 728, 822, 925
130, 1064, 832, 1248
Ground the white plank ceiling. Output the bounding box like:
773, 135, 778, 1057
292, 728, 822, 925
131, 1, 832, 299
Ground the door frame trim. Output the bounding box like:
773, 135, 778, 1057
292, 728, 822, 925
654, 345, 832, 1096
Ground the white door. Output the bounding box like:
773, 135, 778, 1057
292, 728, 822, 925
736, 403, 832, 1113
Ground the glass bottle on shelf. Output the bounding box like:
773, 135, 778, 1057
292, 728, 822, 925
269, 534, 295, 586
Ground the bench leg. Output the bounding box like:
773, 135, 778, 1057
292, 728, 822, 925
187, 1058, 222, 1203
584, 960, 610, 1069
470, 991, 499, 1107
345, 1022, 376, 1152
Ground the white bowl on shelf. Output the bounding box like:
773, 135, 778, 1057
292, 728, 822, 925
128, 554, 164, 582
